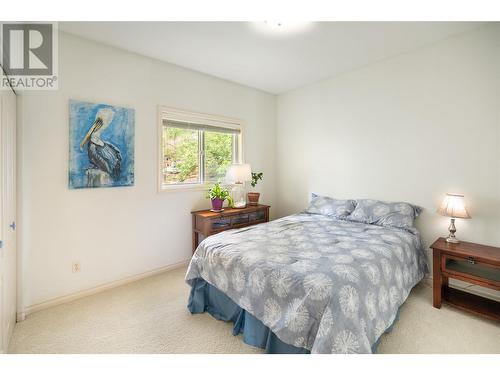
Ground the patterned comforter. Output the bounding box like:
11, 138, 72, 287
185, 213, 428, 353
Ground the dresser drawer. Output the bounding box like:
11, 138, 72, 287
442, 254, 500, 288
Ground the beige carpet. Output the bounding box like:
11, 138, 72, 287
9, 266, 500, 354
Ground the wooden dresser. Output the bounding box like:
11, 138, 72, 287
430, 237, 500, 321
191, 204, 270, 253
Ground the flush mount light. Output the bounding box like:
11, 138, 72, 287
264, 21, 283, 29
252, 21, 312, 35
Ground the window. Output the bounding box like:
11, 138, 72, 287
159, 107, 243, 190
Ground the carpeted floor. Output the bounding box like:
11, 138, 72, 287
8, 266, 500, 354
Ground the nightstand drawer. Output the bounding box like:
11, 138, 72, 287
210, 217, 231, 230
231, 213, 250, 225
248, 210, 266, 222
442, 254, 500, 287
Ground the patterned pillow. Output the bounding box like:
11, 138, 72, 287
304, 194, 356, 219
348, 199, 421, 231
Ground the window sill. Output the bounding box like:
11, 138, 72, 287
158, 183, 209, 193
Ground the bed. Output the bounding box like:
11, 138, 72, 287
185, 199, 428, 354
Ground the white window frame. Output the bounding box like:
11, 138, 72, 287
158, 106, 244, 192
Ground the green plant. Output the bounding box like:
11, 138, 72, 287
206, 183, 230, 200
250, 172, 263, 188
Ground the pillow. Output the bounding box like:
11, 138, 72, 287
348, 199, 421, 231
304, 194, 356, 219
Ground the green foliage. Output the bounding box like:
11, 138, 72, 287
204, 132, 233, 182
164, 127, 198, 183
163, 128, 234, 184
250, 172, 263, 188
226, 195, 234, 208
206, 183, 230, 200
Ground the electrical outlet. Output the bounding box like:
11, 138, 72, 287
72, 262, 81, 273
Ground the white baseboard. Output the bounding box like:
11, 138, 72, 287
16, 311, 25, 322
19, 259, 190, 319
423, 276, 500, 302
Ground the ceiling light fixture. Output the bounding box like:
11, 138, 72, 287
264, 21, 283, 29
252, 21, 312, 35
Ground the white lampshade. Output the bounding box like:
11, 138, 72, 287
225, 163, 252, 184
437, 193, 471, 219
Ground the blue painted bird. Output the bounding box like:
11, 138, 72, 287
79, 108, 122, 179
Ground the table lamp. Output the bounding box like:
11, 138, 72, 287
437, 193, 471, 243
225, 163, 252, 208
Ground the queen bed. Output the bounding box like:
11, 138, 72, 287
185, 196, 428, 354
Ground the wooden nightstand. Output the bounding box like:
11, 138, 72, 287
191, 204, 270, 253
430, 237, 500, 321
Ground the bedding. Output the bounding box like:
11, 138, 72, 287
348, 199, 421, 232
185, 213, 428, 354
188, 277, 400, 353
304, 194, 356, 220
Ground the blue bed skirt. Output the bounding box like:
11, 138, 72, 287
188, 278, 309, 353
188, 278, 399, 354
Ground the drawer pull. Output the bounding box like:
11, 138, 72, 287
467, 257, 476, 265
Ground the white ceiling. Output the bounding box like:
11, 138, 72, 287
60, 22, 484, 94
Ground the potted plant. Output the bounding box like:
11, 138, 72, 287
207, 183, 231, 212
247, 172, 263, 205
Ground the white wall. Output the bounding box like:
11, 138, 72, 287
18, 32, 276, 308
276, 25, 500, 273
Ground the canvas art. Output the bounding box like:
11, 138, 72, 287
69, 100, 135, 189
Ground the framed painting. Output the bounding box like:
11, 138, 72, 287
69, 100, 135, 189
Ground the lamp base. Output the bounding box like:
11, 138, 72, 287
230, 183, 247, 209
445, 218, 460, 243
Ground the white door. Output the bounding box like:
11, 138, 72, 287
0, 87, 17, 353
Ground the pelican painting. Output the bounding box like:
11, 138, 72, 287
69, 100, 135, 189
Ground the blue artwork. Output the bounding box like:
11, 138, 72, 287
69, 100, 135, 189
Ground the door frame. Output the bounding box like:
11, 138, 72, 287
0, 76, 17, 353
